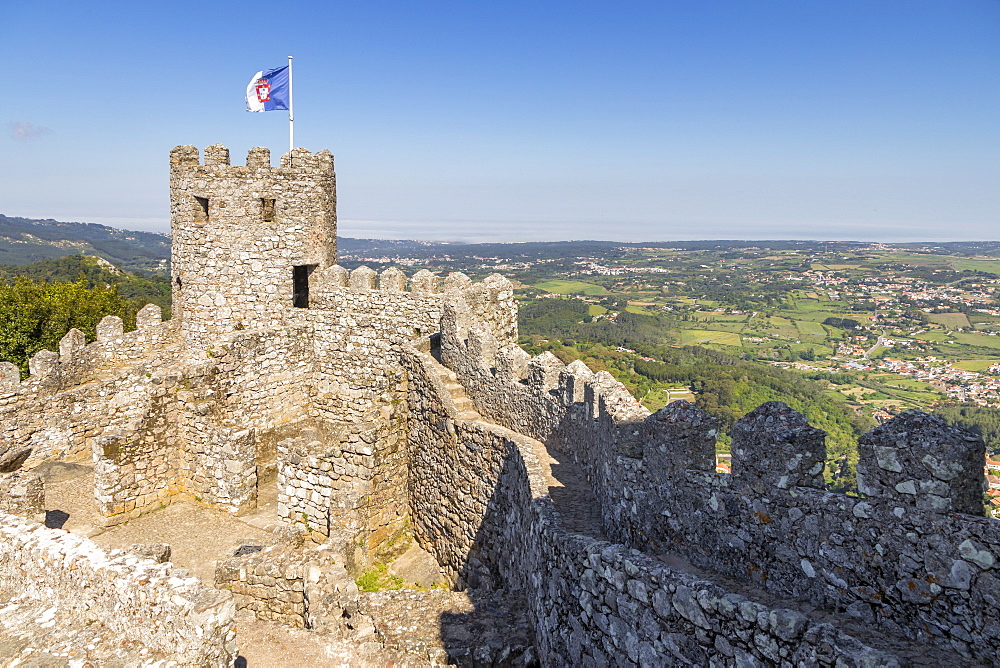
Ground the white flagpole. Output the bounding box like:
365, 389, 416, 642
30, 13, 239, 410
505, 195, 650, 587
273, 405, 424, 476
288, 55, 294, 154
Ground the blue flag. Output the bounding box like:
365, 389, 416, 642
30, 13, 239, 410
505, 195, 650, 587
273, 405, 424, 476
246, 66, 289, 112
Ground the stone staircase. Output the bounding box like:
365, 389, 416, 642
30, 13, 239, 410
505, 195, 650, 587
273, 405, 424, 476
431, 361, 483, 421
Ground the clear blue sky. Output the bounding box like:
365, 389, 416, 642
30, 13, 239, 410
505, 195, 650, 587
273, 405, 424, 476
4, 1, 998, 242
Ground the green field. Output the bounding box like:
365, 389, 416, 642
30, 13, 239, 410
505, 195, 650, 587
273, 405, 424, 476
764, 316, 799, 339
795, 321, 828, 339
951, 331, 1000, 350
952, 259, 1000, 274
953, 359, 998, 372
927, 312, 971, 328
588, 304, 608, 316
874, 253, 955, 266
679, 329, 742, 346
625, 305, 655, 315
534, 280, 608, 295
696, 313, 748, 322
810, 263, 858, 270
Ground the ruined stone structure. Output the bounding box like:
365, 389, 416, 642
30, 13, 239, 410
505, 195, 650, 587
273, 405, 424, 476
0, 144, 997, 665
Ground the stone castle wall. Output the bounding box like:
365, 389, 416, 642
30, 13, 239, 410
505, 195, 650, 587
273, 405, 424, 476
5, 141, 998, 664
0, 306, 175, 470
0, 513, 237, 665
432, 300, 1000, 663
404, 347, 905, 666
0, 225, 514, 557
274, 405, 409, 560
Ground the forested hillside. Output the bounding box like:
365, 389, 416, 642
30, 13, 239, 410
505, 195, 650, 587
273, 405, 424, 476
0, 256, 170, 377
932, 405, 1000, 453
0, 214, 169, 270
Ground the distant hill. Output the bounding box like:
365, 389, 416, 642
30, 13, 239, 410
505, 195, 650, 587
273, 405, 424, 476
0, 255, 171, 311
0, 214, 170, 271
7, 213, 1000, 271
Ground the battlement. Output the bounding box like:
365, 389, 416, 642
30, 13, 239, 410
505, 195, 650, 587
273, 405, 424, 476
429, 300, 1000, 661
311, 264, 441, 296
169, 143, 335, 173
4, 305, 170, 387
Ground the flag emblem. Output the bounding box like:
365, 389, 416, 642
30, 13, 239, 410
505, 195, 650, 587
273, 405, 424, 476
254, 78, 271, 103
246, 66, 290, 112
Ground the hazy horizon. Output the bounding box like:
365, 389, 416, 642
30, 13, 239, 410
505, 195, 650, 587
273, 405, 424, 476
6, 210, 999, 247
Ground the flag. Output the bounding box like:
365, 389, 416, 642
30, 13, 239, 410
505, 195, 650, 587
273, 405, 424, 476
246, 66, 289, 112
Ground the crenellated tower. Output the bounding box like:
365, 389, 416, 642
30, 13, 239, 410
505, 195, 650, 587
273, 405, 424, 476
169, 143, 337, 342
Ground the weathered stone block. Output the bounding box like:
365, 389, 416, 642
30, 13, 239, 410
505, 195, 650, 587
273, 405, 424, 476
59, 328, 87, 362
641, 400, 718, 472
96, 315, 124, 341
28, 349, 58, 377
136, 303, 162, 328
349, 266, 376, 290
731, 402, 826, 492
0, 361, 21, 391
857, 410, 985, 515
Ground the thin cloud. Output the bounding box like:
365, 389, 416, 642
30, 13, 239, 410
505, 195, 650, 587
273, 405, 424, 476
8, 121, 52, 141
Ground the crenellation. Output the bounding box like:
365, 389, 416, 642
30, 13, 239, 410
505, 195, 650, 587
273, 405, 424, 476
641, 400, 718, 472
0, 361, 19, 390
246, 145, 271, 168
730, 402, 827, 492
314, 148, 335, 173
526, 351, 564, 393
559, 359, 593, 404
857, 410, 986, 515
203, 142, 231, 166
495, 343, 530, 380
280, 146, 322, 169
443, 271, 472, 295
96, 314, 124, 341
136, 302, 162, 328
326, 264, 351, 288
349, 265, 376, 290
58, 327, 86, 362
378, 266, 406, 291
590, 370, 649, 421
409, 268, 437, 295
169, 143, 199, 167
28, 349, 58, 377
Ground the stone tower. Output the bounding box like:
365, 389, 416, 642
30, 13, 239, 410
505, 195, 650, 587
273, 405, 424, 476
169, 144, 337, 342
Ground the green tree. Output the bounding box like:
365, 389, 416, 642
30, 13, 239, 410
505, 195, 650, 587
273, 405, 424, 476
0, 277, 133, 376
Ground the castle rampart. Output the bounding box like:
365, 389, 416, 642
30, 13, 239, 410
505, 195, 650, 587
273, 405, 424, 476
432, 298, 1000, 662
403, 346, 915, 665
